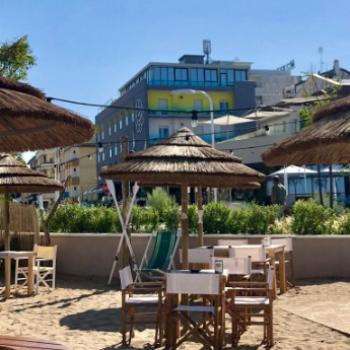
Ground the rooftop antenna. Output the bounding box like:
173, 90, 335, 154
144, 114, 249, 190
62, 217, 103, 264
318, 46, 324, 73
203, 39, 211, 64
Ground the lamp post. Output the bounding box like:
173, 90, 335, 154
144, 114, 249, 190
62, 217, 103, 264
171, 89, 217, 202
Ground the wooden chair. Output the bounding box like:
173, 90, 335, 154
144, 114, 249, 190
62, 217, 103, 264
229, 245, 269, 276
217, 239, 248, 246
165, 271, 225, 350
119, 266, 164, 346
15, 245, 57, 293
271, 237, 294, 287
226, 267, 274, 348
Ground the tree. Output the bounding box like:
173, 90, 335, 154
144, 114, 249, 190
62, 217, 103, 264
0, 35, 36, 80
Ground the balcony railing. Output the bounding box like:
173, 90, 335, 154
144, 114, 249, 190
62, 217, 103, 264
148, 80, 234, 88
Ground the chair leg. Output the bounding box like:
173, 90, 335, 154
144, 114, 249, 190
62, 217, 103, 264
267, 307, 274, 348
121, 307, 127, 345
14, 259, 19, 290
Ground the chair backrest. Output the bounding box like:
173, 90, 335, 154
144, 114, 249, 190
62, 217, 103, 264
147, 230, 177, 270
34, 245, 57, 260
187, 248, 213, 264
119, 266, 133, 290
211, 257, 251, 275
271, 238, 293, 252
229, 245, 266, 262
166, 272, 221, 295
217, 239, 248, 246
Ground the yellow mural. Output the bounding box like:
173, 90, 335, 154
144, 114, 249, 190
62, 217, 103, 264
148, 89, 234, 111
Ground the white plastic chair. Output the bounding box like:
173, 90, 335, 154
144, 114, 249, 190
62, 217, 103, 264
15, 245, 57, 293
217, 239, 248, 246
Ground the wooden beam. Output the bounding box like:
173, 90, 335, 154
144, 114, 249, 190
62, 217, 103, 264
181, 185, 189, 269
196, 186, 204, 246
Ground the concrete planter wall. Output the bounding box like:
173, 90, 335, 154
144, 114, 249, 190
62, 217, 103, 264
42, 233, 350, 280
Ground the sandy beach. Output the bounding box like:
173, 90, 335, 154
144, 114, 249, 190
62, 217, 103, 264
0, 278, 349, 350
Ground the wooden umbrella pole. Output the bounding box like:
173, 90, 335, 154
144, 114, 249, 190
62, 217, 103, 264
4, 191, 11, 298
196, 186, 204, 246
181, 185, 189, 269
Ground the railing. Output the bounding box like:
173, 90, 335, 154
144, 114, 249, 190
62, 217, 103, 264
148, 80, 234, 88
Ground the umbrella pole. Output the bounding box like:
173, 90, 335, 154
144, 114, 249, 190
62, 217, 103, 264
4, 191, 10, 298
196, 186, 204, 246
329, 165, 334, 208
181, 185, 189, 269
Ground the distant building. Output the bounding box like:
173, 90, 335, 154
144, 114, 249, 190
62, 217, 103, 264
28, 149, 56, 209
56, 142, 97, 201
95, 53, 257, 186
249, 68, 301, 106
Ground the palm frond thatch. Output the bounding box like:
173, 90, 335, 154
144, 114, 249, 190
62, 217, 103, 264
262, 96, 350, 166
101, 128, 265, 188
0, 76, 95, 152
0, 154, 63, 193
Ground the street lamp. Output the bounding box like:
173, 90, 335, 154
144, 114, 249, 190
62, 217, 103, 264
171, 89, 217, 202
170, 89, 215, 147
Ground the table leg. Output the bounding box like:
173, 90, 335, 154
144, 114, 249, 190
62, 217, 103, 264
269, 252, 277, 300
27, 256, 34, 296
4, 256, 11, 299
165, 294, 178, 349
279, 248, 286, 294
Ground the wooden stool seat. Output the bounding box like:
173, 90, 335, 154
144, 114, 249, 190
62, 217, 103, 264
0, 335, 70, 350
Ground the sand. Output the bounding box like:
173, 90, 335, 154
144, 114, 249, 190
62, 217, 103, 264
0, 278, 349, 350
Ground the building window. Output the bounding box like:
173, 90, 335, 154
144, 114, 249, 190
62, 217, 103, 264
190, 68, 204, 84
220, 101, 229, 112
114, 122, 117, 132
158, 98, 168, 114
97, 154, 101, 163
159, 127, 169, 139
108, 126, 112, 136
119, 119, 123, 129
131, 112, 135, 122
175, 68, 188, 81
193, 99, 203, 111
114, 145, 118, 156
101, 130, 105, 140
126, 115, 129, 126
150, 67, 174, 84
109, 147, 113, 158
102, 152, 105, 161
234, 69, 247, 81
204, 69, 217, 82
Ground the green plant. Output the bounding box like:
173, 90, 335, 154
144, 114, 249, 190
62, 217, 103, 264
188, 204, 198, 233
163, 205, 180, 231
203, 202, 231, 234
147, 188, 176, 222
291, 199, 335, 235
131, 206, 159, 232
335, 214, 350, 235
226, 208, 248, 233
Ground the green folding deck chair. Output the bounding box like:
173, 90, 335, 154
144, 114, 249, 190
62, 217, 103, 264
136, 230, 180, 281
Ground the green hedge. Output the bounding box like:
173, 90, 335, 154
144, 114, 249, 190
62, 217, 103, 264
48, 199, 350, 235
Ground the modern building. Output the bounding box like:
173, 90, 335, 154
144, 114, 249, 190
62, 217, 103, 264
55, 142, 97, 201
95, 54, 257, 185
28, 149, 57, 209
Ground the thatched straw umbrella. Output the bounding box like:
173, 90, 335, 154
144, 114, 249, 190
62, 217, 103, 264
262, 96, 350, 166
0, 76, 95, 152
101, 127, 265, 268
0, 154, 63, 297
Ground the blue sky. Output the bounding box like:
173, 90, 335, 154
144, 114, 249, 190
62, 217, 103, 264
1, 0, 350, 124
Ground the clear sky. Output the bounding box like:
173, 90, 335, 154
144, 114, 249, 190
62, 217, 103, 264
1, 0, 350, 124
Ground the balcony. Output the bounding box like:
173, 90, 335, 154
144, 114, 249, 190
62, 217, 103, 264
148, 79, 234, 89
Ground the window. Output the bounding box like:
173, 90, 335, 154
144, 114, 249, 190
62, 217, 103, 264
102, 152, 105, 161
234, 69, 247, 81
131, 112, 135, 122
190, 68, 204, 83
126, 115, 129, 126
158, 98, 168, 114
101, 130, 105, 140
97, 154, 101, 163
114, 122, 117, 132
108, 126, 112, 136
193, 99, 203, 111
220, 101, 229, 112
150, 67, 174, 83
220, 69, 234, 85
119, 119, 123, 129
114, 145, 118, 156
159, 127, 169, 139
109, 147, 113, 158
175, 68, 188, 81
204, 69, 217, 82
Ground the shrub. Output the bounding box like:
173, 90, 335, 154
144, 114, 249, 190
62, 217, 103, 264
188, 204, 198, 233
291, 200, 335, 235
147, 188, 176, 222
335, 214, 350, 235
163, 205, 180, 231
49, 204, 120, 233
131, 205, 159, 232
203, 202, 231, 234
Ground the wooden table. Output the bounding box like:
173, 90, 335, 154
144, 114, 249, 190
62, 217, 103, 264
0, 335, 70, 349
0, 251, 36, 298
202, 244, 287, 296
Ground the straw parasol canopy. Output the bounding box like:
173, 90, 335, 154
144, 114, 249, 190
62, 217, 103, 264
262, 96, 350, 166
101, 127, 265, 268
0, 76, 95, 152
0, 153, 63, 251
101, 127, 265, 187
